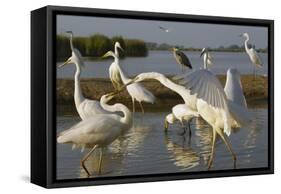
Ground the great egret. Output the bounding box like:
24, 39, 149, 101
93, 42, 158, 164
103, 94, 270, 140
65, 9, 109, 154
240, 33, 263, 79
109, 42, 124, 90
102, 51, 155, 114
59, 31, 108, 120
172, 47, 192, 73
164, 104, 199, 136
57, 90, 132, 177
124, 68, 252, 169
200, 48, 214, 68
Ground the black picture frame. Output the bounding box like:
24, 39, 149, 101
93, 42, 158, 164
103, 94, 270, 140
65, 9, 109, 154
31, 5, 274, 188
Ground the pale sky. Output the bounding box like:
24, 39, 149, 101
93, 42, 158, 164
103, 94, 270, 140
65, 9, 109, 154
57, 15, 268, 49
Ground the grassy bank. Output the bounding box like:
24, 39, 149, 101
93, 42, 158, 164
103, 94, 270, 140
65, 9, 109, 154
57, 34, 148, 61
57, 74, 268, 115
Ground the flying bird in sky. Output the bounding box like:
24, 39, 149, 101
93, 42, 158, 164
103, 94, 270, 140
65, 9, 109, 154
159, 25, 170, 32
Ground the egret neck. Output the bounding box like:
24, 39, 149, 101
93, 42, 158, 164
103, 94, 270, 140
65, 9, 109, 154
203, 52, 209, 70
74, 60, 85, 108
100, 97, 132, 127
244, 35, 250, 53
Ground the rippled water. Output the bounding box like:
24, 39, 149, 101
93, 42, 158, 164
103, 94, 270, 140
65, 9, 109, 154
56, 108, 268, 180
57, 51, 268, 78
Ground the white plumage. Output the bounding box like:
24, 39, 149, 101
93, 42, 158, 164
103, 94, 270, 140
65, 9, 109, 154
57, 91, 132, 176
241, 33, 263, 68
102, 51, 155, 113
108, 42, 124, 90
128, 66, 252, 168
201, 48, 214, 68
59, 31, 108, 120
165, 104, 199, 136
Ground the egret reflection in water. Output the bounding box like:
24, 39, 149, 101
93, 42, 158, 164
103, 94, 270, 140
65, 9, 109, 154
164, 132, 200, 170
57, 109, 268, 179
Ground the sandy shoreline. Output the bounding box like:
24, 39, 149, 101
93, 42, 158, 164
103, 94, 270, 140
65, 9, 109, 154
57, 74, 268, 115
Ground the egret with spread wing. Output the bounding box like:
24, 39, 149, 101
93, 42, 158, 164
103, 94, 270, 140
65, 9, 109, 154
59, 31, 109, 120
57, 90, 132, 177
124, 66, 252, 168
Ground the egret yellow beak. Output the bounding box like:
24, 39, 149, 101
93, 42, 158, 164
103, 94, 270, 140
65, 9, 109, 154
58, 58, 71, 68
101, 52, 111, 59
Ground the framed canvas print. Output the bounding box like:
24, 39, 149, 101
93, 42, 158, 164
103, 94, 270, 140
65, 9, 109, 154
31, 5, 274, 188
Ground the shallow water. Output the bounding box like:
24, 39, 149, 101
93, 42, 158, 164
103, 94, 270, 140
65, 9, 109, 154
56, 108, 268, 180
57, 51, 268, 78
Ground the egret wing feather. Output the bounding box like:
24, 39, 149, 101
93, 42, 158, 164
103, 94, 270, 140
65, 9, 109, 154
249, 48, 263, 67
175, 69, 232, 135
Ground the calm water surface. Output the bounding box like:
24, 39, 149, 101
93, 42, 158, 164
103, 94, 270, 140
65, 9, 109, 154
57, 51, 268, 78
56, 108, 268, 180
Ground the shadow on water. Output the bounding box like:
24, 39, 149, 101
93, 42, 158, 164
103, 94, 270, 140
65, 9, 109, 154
57, 108, 268, 179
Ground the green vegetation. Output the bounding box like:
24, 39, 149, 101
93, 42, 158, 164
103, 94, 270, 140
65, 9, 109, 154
56, 34, 148, 61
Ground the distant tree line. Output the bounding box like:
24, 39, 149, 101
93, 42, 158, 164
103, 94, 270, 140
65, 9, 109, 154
57, 34, 148, 61
146, 42, 268, 53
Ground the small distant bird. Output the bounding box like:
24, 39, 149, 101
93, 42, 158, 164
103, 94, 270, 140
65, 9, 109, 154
200, 48, 214, 68
159, 26, 170, 32
240, 33, 263, 80
172, 47, 192, 72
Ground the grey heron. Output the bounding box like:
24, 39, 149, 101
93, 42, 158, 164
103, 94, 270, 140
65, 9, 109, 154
172, 47, 192, 73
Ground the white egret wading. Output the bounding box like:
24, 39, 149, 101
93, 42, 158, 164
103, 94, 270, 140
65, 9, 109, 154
102, 51, 155, 114
240, 33, 263, 79
59, 31, 108, 120
125, 67, 252, 168
164, 104, 199, 136
57, 91, 132, 177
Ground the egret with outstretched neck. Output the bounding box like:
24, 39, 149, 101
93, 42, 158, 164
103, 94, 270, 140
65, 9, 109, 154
124, 68, 252, 168
102, 51, 155, 114
57, 90, 132, 177
59, 31, 108, 120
